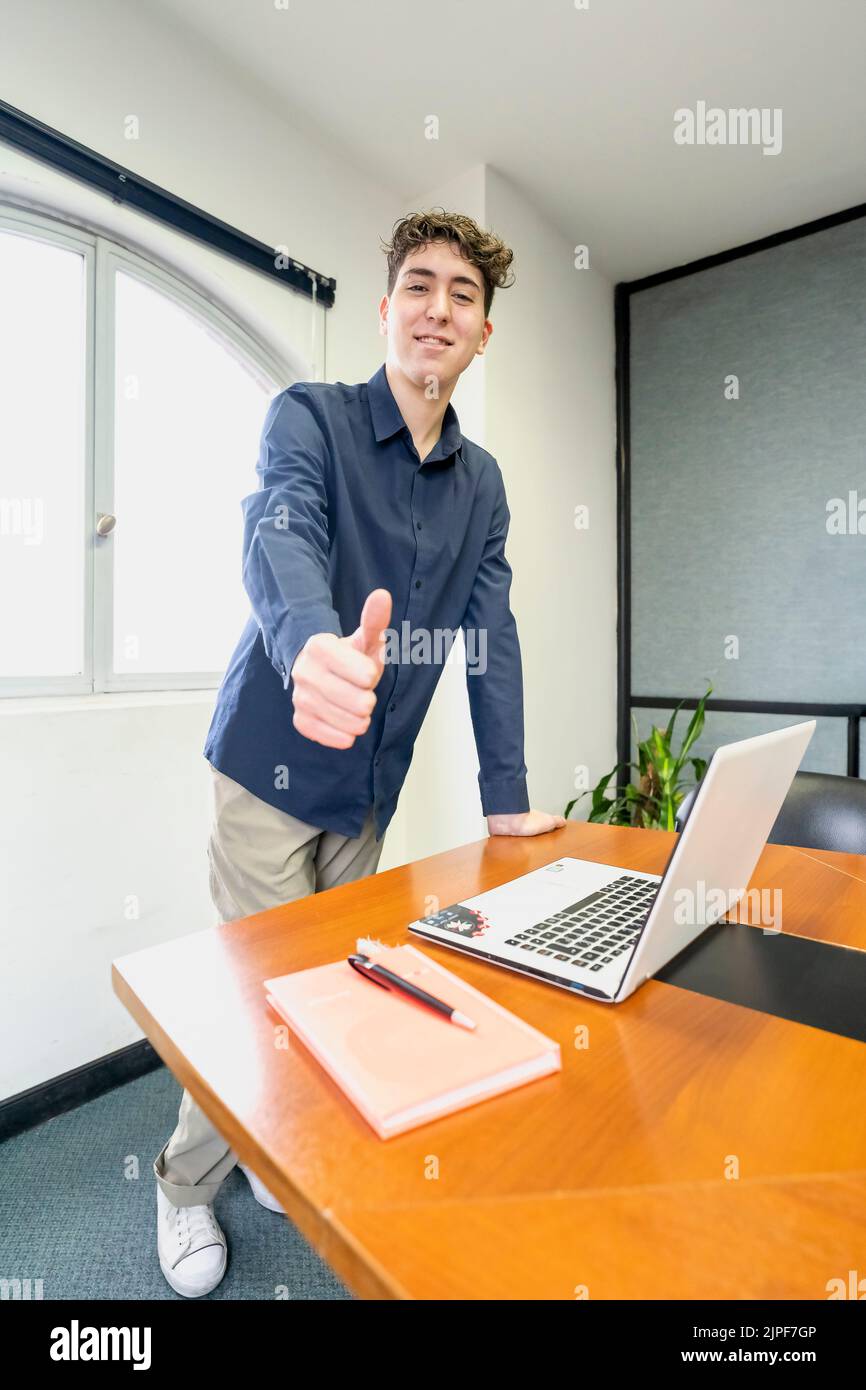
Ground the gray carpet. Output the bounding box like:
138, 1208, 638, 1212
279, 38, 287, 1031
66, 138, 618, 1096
0, 1065, 353, 1300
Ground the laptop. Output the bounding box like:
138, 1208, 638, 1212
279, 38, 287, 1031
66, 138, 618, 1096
408, 720, 816, 1004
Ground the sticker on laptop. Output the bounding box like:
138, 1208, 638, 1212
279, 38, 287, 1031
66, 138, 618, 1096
417, 903, 492, 939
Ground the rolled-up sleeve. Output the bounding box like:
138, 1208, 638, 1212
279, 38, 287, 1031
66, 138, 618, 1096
461, 462, 530, 816
241, 386, 343, 690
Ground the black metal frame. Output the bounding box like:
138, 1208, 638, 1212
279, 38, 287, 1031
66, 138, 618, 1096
630, 697, 863, 779
0, 97, 336, 307
616, 200, 866, 782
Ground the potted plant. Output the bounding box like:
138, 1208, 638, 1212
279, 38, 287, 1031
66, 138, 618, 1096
565, 685, 713, 830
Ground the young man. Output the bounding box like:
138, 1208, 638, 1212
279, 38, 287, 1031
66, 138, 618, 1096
154, 210, 566, 1297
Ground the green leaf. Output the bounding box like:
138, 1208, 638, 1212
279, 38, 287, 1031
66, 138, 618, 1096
664, 697, 687, 754
673, 683, 713, 773
572, 691, 714, 829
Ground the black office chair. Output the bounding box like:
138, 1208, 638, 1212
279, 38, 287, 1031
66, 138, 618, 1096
674, 770, 866, 855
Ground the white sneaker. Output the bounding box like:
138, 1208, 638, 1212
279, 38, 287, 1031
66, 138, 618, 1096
238, 1162, 285, 1214
156, 1185, 227, 1297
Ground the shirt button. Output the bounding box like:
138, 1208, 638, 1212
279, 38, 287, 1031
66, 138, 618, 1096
389, 702, 396, 712
375, 756, 381, 766
415, 579, 421, 588
416, 521, 422, 530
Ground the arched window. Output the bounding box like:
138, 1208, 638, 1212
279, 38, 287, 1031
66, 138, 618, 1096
0, 205, 286, 696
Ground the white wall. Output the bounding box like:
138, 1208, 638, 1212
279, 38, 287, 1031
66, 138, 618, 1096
0, 694, 217, 1102
0, 0, 616, 1100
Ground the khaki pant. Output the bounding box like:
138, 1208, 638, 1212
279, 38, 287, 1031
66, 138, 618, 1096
153, 764, 386, 1207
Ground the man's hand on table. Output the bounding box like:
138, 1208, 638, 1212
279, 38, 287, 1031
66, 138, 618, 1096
487, 809, 567, 836
290, 589, 392, 749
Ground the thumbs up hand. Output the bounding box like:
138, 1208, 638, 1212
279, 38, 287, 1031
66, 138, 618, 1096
290, 589, 392, 749
347, 587, 392, 688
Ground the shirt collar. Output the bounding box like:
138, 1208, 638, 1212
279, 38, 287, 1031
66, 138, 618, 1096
366, 362, 463, 463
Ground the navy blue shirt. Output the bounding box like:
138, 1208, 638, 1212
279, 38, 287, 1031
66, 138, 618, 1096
204, 362, 530, 841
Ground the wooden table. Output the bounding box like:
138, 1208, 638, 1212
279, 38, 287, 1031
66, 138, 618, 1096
112, 821, 866, 1299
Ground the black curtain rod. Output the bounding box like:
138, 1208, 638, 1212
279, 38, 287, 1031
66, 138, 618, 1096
0, 96, 336, 308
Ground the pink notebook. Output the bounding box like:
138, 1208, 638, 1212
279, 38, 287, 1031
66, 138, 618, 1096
264, 941, 561, 1139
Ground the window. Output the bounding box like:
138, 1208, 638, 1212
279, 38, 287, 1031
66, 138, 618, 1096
0, 222, 87, 682
0, 207, 284, 697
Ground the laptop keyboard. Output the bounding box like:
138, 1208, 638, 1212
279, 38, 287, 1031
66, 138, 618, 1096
502, 875, 658, 973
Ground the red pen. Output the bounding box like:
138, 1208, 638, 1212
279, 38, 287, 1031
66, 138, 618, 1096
347, 953, 477, 1030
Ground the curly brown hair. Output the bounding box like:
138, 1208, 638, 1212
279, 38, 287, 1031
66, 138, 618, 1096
379, 209, 515, 319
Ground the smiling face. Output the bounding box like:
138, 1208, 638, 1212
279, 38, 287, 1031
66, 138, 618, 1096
379, 238, 493, 389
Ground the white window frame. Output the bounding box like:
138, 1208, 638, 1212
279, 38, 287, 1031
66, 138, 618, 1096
0, 203, 288, 698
